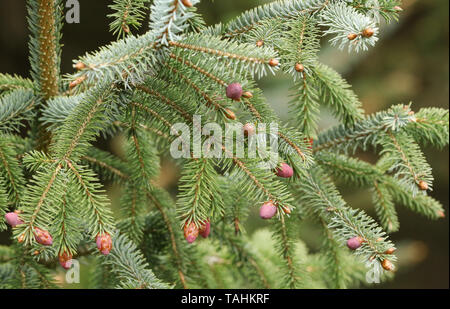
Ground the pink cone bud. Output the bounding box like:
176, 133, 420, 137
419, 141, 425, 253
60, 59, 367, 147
260, 201, 277, 219
96, 233, 113, 255
184, 222, 199, 243
5, 212, 24, 227
275, 163, 294, 178
59, 251, 73, 270
199, 220, 211, 238
226, 83, 243, 101
243, 123, 256, 137
34, 227, 53, 246
347, 236, 363, 250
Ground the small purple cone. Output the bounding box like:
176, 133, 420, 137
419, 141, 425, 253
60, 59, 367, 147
5, 212, 24, 227
347, 236, 363, 250
34, 227, 53, 246
275, 163, 294, 178
96, 233, 113, 255
59, 252, 73, 270
199, 221, 211, 238
184, 222, 199, 244
226, 83, 243, 101
260, 201, 277, 219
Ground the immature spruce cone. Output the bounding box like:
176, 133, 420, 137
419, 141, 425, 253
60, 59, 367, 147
347, 236, 363, 250
96, 233, 113, 255
34, 227, 53, 246
4, 212, 24, 227
275, 163, 294, 178
260, 201, 277, 219
226, 83, 243, 101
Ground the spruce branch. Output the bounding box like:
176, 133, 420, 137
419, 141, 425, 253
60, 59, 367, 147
105, 233, 170, 289
295, 168, 396, 267
314, 104, 413, 154
0, 137, 25, 205
221, 0, 329, 38
108, 0, 150, 38
0, 74, 34, 94
319, 1, 379, 52
150, 0, 201, 46
0, 89, 36, 133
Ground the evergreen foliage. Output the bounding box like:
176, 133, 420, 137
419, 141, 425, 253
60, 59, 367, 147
0, 0, 447, 289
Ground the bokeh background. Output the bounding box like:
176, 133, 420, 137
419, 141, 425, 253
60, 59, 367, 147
0, 0, 448, 288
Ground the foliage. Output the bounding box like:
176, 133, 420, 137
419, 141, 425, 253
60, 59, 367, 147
0, 0, 447, 289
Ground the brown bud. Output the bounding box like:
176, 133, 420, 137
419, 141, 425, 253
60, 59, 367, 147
282, 206, 292, 215
242, 91, 253, 99
418, 181, 429, 191
181, 0, 193, 8
33, 250, 40, 256
437, 210, 445, 218
18, 234, 25, 243
362, 28, 375, 38
73, 62, 86, 70
256, 40, 264, 47
269, 59, 279, 67
376, 237, 384, 242
224, 108, 236, 120
295, 63, 304, 72
347, 33, 358, 41
394, 6, 403, 11
385, 247, 396, 254
381, 259, 394, 271
69, 75, 87, 89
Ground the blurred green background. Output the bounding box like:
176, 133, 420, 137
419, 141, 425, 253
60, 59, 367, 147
0, 0, 448, 288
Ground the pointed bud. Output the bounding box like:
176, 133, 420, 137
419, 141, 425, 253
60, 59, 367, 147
275, 163, 294, 178
295, 63, 304, 72
243, 123, 256, 137
59, 251, 73, 270
242, 91, 253, 99
34, 227, 53, 246
18, 234, 25, 243
260, 201, 277, 219
199, 220, 211, 238
347, 33, 358, 41
394, 6, 403, 11
256, 40, 264, 47
69, 75, 86, 89
73, 62, 86, 70
96, 233, 112, 255
347, 236, 364, 250
5, 212, 24, 227
418, 181, 429, 191
269, 59, 279, 67
381, 259, 394, 271
184, 222, 199, 243
362, 28, 375, 38
385, 247, 396, 255
224, 108, 236, 120
282, 206, 291, 215
181, 0, 193, 8
226, 83, 243, 101
437, 210, 445, 218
